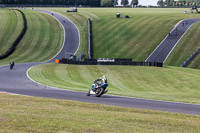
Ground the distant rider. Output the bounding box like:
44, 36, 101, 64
10, 60, 15, 70
87, 76, 108, 96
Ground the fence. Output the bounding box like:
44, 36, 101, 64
0, 9, 27, 59
59, 58, 163, 67
88, 18, 93, 59
180, 48, 200, 67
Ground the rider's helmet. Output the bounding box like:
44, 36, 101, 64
102, 75, 106, 79
10, 60, 14, 65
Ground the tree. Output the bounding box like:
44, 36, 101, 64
169, 0, 174, 6
157, 0, 164, 7
121, 0, 129, 6
114, 0, 118, 6
101, 0, 114, 7
131, 0, 138, 7
165, 0, 171, 7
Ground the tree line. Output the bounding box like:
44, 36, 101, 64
157, 0, 200, 7
0, 0, 139, 7
0, 0, 101, 6
101, 0, 139, 7
157, 0, 174, 7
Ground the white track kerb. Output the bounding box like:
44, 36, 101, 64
40, 10, 80, 62
44, 11, 66, 63
163, 23, 194, 63
145, 19, 194, 63
2, 9, 200, 115
145, 20, 183, 62
47, 10, 81, 57
27, 66, 87, 93
26, 9, 80, 91
26, 64, 200, 107
53, 10, 81, 56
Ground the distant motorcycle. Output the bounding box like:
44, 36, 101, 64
87, 80, 108, 97
10, 61, 14, 70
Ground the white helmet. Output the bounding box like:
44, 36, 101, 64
102, 76, 106, 79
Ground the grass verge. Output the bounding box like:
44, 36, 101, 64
2, 8, 200, 67
0, 9, 23, 55
0, 9, 63, 65
165, 21, 200, 68
0, 94, 199, 132
44, 8, 200, 61
29, 63, 200, 104
42, 8, 89, 58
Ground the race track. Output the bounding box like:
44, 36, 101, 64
0, 10, 200, 115
146, 18, 200, 63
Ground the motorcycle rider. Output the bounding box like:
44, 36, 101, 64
10, 60, 15, 70
87, 76, 108, 96
96, 75, 107, 84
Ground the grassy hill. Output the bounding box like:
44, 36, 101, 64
1, 8, 200, 67
1, 8, 200, 131
46, 8, 200, 63
165, 21, 200, 68
42, 8, 89, 58
0, 8, 198, 104
0, 9, 23, 55
29, 63, 200, 104
0, 9, 63, 65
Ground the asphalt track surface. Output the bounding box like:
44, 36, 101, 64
146, 18, 200, 63
0, 10, 200, 115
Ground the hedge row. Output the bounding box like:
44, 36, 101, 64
0, 9, 27, 60
88, 18, 93, 59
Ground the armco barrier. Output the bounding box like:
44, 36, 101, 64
0, 9, 27, 59
181, 48, 200, 67
59, 58, 163, 67
88, 18, 93, 59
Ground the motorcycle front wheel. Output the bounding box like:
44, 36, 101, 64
95, 88, 104, 97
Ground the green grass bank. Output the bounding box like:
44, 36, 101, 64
0, 9, 63, 65
1, 94, 199, 133
1, 8, 200, 68
29, 63, 200, 104
45, 8, 200, 63
165, 21, 200, 68
0, 9, 23, 55
41, 8, 89, 58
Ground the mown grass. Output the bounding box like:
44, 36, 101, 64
44, 8, 200, 62
42, 8, 89, 57
48, 7, 200, 68
2, 8, 200, 67
187, 53, 200, 69
29, 63, 200, 104
0, 9, 23, 55
1, 94, 200, 133
165, 21, 200, 68
0, 9, 63, 65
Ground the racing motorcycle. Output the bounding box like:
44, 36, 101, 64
87, 81, 108, 97
10, 61, 14, 70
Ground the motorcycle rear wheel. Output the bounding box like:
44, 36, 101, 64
10, 65, 13, 70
